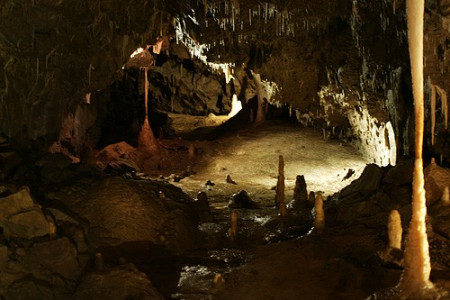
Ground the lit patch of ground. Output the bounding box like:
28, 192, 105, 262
174, 120, 368, 205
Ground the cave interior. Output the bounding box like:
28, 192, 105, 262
1, 0, 450, 299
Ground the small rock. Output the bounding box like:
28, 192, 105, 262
228, 190, 260, 209
342, 168, 355, 181
205, 180, 215, 186
226, 174, 237, 185
193, 192, 213, 222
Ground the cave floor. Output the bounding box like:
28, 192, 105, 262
172, 119, 368, 206
139, 118, 401, 299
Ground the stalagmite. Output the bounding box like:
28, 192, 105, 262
388, 210, 402, 250
275, 155, 287, 216
441, 186, 450, 206
213, 273, 225, 288
188, 143, 195, 159
94, 252, 104, 271
229, 211, 238, 241
293, 175, 308, 208
314, 192, 325, 231
308, 191, 315, 207
400, 0, 433, 292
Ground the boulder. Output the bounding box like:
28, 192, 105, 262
4, 279, 54, 300
37, 152, 77, 184
96, 141, 138, 171
0, 151, 22, 177
4, 209, 51, 239
424, 159, 450, 206
74, 264, 164, 300
0, 244, 7, 269
228, 190, 260, 209
0, 187, 51, 239
47, 177, 200, 254
24, 237, 82, 282
340, 164, 384, 197
193, 192, 214, 222
0, 187, 34, 221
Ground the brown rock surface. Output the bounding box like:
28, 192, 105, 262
46, 176, 200, 254
74, 264, 164, 300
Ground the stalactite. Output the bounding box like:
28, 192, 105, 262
400, 0, 433, 292
431, 84, 436, 145
252, 72, 265, 124
436, 85, 448, 130
144, 68, 148, 116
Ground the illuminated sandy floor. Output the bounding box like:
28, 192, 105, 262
174, 120, 369, 205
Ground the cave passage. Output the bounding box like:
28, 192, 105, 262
172, 118, 368, 205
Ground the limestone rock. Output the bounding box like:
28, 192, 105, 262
228, 190, 260, 209
74, 264, 164, 300
25, 237, 82, 282
4, 279, 54, 300
48, 177, 199, 254
0, 187, 51, 239
291, 175, 310, 209
4, 209, 51, 239
340, 164, 384, 197
0, 151, 22, 177
37, 153, 76, 184
383, 159, 414, 186
0, 244, 8, 269
193, 192, 214, 222
0, 187, 34, 221
424, 160, 450, 206
95, 141, 138, 171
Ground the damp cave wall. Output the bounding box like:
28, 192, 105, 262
0, 0, 449, 164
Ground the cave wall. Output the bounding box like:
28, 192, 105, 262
180, 0, 449, 165
0, 0, 449, 164
0, 0, 162, 152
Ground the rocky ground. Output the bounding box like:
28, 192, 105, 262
1, 120, 450, 300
